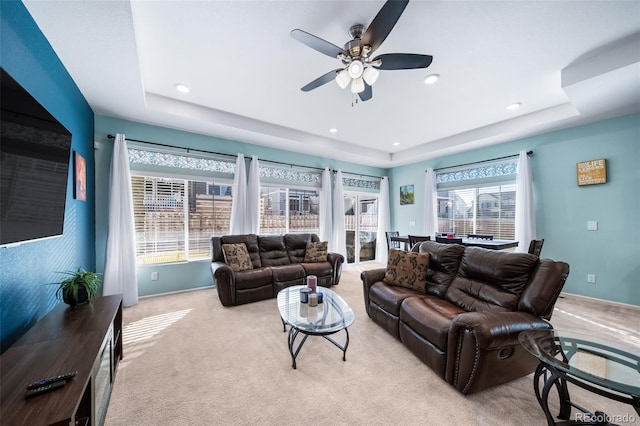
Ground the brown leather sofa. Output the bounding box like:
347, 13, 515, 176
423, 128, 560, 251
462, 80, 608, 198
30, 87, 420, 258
211, 233, 344, 306
361, 241, 569, 394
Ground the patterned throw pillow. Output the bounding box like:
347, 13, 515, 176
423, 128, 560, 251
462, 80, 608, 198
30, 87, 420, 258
304, 241, 328, 263
222, 243, 253, 272
383, 249, 429, 292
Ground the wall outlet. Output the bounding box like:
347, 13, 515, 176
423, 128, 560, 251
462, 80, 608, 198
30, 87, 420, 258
587, 274, 596, 284
587, 221, 598, 231
409, 220, 416, 227
151, 272, 159, 281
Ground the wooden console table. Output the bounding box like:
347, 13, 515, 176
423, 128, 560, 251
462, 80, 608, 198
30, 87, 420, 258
0, 295, 123, 426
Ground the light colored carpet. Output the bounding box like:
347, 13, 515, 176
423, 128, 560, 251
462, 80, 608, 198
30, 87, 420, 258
105, 265, 640, 426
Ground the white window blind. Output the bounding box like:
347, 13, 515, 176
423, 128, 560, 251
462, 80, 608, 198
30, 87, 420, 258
259, 186, 319, 235
132, 176, 233, 264
437, 183, 516, 239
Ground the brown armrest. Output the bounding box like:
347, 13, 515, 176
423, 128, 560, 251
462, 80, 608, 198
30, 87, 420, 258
211, 261, 235, 307
445, 310, 552, 394
361, 268, 387, 317
327, 252, 345, 285
448, 311, 551, 350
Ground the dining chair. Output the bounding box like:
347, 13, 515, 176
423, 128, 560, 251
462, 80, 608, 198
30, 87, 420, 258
528, 239, 545, 257
467, 234, 494, 240
386, 231, 401, 250
435, 237, 463, 244
408, 235, 431, 249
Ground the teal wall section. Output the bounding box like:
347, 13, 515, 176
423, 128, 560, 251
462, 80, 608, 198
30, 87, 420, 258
94, 115, 387, 296
0, 0, 96, 352
389, 114, 640, 306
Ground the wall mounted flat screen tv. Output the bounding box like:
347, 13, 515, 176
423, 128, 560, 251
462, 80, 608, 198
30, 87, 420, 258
1, 67, 72, 246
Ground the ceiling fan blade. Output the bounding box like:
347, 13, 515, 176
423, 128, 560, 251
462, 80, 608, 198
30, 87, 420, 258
361, 0, 409, 53
358, 83, 373, 102
374, 53, 433, 70
291, 29, 345, 58
301, 69, 341, 92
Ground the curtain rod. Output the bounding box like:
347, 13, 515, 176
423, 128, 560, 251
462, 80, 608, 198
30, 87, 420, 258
107, 134, 324, 171
431, 150, 533, 172
332, 169, 383, 180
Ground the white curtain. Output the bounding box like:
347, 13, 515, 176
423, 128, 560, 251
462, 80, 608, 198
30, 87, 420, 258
319, 167, 333, 247
247, 155, 260, 234
424, 168, 438, 238
230, 153, 248, 234
103, 134, 138, 307
332, 170, 347, 259
515, 151, 536, 253
375, 177, 391, 264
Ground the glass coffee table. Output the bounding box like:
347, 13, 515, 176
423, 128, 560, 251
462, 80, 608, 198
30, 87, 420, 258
519, 329, 640, 425
277, 285, 355, 369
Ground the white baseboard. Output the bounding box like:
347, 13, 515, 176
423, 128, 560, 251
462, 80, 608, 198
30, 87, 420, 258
560, 291, 640, 311
139, 285, 215, 300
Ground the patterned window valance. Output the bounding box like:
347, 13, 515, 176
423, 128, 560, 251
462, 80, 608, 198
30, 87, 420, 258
342, 177, 380, 191
436, 160, 517, 185
127, 148, 235, 174
259, 165, 321, 185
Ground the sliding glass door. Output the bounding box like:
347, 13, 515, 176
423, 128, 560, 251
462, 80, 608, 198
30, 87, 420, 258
344, 193, 379, 264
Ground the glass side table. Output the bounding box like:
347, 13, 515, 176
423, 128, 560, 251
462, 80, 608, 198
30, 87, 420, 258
519, 329, 639, 425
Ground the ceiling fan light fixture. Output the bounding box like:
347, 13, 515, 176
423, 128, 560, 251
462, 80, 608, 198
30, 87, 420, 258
351, 77, 365, 94
363, 66, 379, 86
348, 60, 364, 79
335, 69, 350, 89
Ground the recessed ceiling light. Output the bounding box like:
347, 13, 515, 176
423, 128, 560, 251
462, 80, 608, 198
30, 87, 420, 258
506, 102, 522, 110
329, 128, 338, 133
393, 142, 400, 146
423, 74, 440, 85
175, 83, 190, 93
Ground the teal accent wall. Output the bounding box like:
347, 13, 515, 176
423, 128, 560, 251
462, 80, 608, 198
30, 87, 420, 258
0, 0, 96, 352
389, 114, 640, 306
94, 115, 387, 296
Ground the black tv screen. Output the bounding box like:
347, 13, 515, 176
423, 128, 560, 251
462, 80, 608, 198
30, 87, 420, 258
1, 68, 72, 246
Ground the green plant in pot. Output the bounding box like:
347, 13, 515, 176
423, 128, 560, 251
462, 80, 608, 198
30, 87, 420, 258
51, 268, 101, 307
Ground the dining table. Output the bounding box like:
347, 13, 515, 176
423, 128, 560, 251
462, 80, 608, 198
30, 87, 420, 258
390, 236, 519, 251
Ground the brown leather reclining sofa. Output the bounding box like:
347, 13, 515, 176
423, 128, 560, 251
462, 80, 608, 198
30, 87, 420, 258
361, 240, 569, 394
211, 233, 344, 306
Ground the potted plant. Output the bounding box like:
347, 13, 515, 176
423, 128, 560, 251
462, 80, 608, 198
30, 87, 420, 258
51, 267, 101, 307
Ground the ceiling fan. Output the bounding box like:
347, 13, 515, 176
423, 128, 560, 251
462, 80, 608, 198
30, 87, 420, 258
291, 0, 433, 102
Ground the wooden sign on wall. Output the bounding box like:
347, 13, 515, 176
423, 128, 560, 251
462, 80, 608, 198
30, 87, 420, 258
577, 159, 607, 186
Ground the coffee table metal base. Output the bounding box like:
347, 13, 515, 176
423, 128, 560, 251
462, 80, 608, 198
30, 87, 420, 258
283, 322, 350, 369
533, 363, 640, 425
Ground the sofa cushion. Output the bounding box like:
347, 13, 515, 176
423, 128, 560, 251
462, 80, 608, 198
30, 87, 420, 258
400, 296, 466, 351
300, 261, 333, 278
258, 235, 291, 266
417, 241, 465, 297
370, 282, 421, 317
222, 243, 253, 272
221, 234, 261, 268
304, 241, 328, 262
445, 248, 539, 312
285, 233, 317, 263
270, 264, 305, 284
233, 267, 272, 290
383, 249, 429, 292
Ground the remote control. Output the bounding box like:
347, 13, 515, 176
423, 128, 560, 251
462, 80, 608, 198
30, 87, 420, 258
27, 371, 77, 390
25, 380, 66, 398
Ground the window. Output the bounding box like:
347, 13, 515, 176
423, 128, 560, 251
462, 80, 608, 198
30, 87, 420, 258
259, 186, 319, 235
437, 183, 516, 239
131, 175, 232, 264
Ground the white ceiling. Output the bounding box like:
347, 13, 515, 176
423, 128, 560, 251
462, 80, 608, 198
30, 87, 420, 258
23, 0, 640, 168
